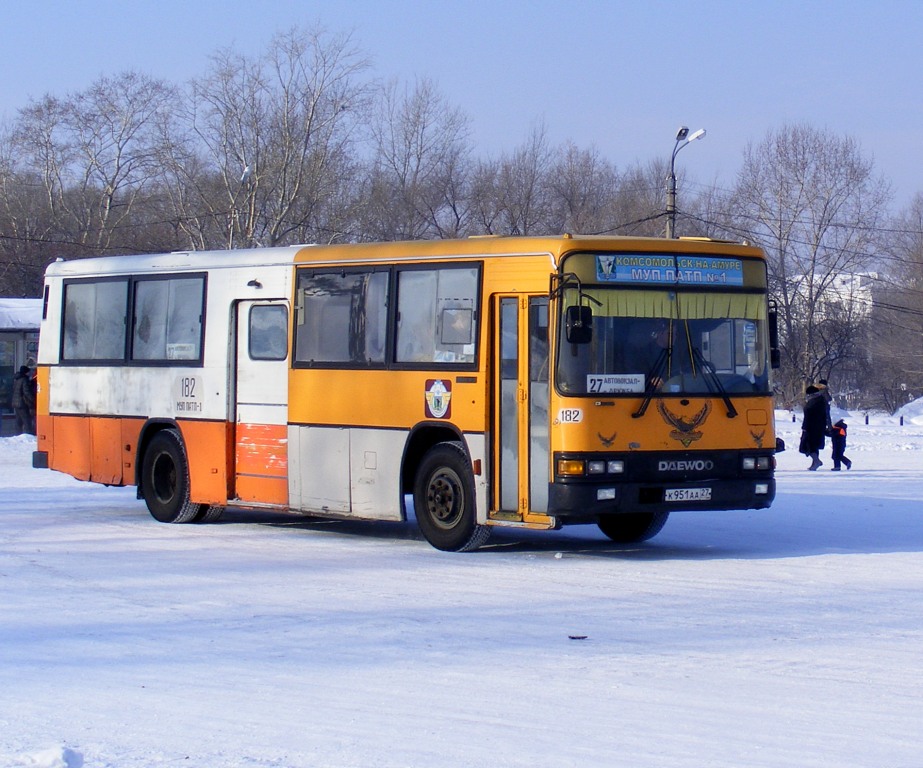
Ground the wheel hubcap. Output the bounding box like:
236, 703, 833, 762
152, 453, 177, 504
427, 470, 462, 528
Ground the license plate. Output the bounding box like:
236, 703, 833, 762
665, 487, 712, 502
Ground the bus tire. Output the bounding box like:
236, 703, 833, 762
141, 429, 203, 524
413, 441, 490, 552
194, 505, 225, 523
597, 511, 669, 543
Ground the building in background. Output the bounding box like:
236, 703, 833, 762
0, 298, 42, 436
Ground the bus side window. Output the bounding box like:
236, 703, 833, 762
249, 305, 288, 361
293, 270, 387, 365
131, 276, 205, 362
63, 279, 129, 361
396, 266, 478, 365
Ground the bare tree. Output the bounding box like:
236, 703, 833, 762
861, 194, 923, 410
10, 72, 178, 253
0, 134, 56, 295
546, 142, 620, 234
468, 123, 556, 236
360, 78, 472, 240
731, 123, 891, 403
605, 160, 671, 236
182, 25, 371, 249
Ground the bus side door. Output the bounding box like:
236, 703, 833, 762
233, 300, 290, 505
494, 295, 549, 517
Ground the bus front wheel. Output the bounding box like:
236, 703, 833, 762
597, 511, 669, 543
141, 429, 204, 524
413, 442, 490, 552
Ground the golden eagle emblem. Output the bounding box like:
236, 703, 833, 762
657, 400, 711, 447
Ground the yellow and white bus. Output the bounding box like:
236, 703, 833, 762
32, 234, 778, 551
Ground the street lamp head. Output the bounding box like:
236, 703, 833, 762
687, 128, 706, 143
675, 126, 689, 141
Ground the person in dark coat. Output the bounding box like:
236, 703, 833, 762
817, 379, 834, 431
830, 419, 852, 471
800, 384, 829, 470
11, 365, 35, 435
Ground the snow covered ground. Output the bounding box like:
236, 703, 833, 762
3, 401, 923, 767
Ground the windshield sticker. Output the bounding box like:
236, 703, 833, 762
596, 255, 744, 286
587, 373, 645, 394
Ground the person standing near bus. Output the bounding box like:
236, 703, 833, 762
800, 384, 829, 470
11, 365, 35, 435
817, 378, 834, 432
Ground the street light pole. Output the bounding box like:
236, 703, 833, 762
665, 126, 706, 238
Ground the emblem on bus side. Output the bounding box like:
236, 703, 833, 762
425, 379, 452, 419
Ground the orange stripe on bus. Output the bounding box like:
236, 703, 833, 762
46, 415, 140, 486
234, 475, 288, 505
179, 420, 233, 506
49, 415, 93, 482
88, 418, 123, 485
235, 423, 288, 478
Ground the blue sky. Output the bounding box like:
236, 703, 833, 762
3, 0, 922, 210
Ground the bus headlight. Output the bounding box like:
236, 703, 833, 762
557, 457, 627, 478
743, 456, 773, 471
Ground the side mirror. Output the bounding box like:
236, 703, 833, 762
565, 305, 592, 344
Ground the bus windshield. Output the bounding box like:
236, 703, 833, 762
555, 286, 771, 397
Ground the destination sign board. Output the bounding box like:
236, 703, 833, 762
596, 254, 744, 286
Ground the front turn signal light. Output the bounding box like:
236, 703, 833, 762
557, 459, 585, 477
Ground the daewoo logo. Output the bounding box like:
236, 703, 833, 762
658, 459, 714, 472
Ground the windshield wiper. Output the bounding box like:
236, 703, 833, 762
632, 345, 739, 420
631, 347, 669, 418
691, 348, 738, 418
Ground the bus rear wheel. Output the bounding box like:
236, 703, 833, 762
141, 429, 204, 524
597, 511, 669, 543
413, 441, 490, 552
193, 505, 225, 523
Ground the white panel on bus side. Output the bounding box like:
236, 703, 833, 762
49, 366, 228, 421
288, 426, 489, 524
463, 433, 489, 524
348, 428, 405, 521
236, 402, 287, 426
290, 426, 351, 514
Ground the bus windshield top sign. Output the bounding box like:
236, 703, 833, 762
596, 254, 744, 286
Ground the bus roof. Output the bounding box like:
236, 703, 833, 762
42, 235, 764, 278
290, 234, 764, 265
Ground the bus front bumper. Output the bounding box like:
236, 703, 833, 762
548, 477, 775, 520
